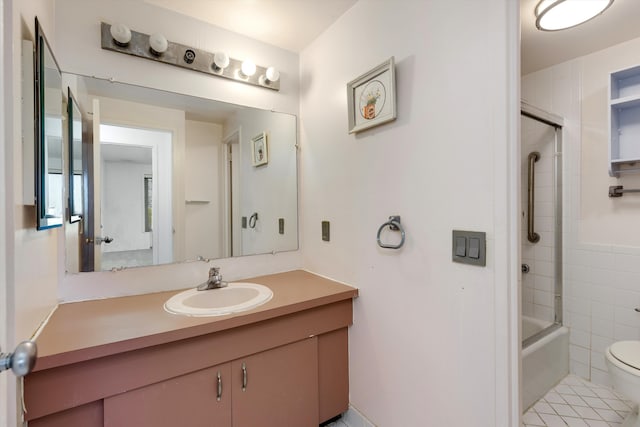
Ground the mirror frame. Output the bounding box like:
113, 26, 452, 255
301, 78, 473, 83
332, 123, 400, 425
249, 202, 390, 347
67, 87, 83, 223
35, 17, 64, 230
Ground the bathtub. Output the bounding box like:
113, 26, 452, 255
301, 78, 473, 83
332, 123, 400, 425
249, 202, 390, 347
522, 315, 569, 411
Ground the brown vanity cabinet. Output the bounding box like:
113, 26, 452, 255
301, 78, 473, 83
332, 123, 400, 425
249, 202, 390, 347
103, 338, 318, 427
23, 272, 356, 427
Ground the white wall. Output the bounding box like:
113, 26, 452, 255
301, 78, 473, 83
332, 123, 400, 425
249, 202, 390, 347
185, 119, 223, 259
12, 0, 59, 344
522, 36, 640, 386
300, 1, 518, 425
5, 1, 60, 426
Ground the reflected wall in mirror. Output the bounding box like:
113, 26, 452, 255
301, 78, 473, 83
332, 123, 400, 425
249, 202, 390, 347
35, 18, 63, 230
65, 74, 298, 273
67, 87, 83, 223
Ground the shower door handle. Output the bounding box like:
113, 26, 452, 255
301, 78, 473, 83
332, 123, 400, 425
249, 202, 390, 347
527, 152, 541, 243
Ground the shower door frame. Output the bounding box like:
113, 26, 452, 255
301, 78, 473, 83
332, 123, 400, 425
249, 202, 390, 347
521, 101, 564, 348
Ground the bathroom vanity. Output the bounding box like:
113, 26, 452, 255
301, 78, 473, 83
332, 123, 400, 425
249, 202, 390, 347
23, 270, 357, 427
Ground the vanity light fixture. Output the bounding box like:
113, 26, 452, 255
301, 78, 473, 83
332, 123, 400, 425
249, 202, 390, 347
109, 23, 131, 46
240, 60, 257, 78
535, 0, 614, 31
149, 33, 168, 56
100, 22, 280, 91
212, 52, 230, 72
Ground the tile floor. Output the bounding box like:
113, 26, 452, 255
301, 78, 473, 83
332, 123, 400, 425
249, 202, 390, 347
523, 374, 635, 427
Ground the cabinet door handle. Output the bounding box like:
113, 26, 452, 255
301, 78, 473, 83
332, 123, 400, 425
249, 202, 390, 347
216, 371, 222, 401
241, 362, 247, 392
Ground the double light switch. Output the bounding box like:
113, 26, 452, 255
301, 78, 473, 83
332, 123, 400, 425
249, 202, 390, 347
452, 230, 486, 266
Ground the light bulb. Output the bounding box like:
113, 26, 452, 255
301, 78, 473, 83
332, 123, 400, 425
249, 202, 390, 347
149, 33, 168, 55
213, 52, 230, 71
265, 67, 280, 83
110, 23, 132, 47
241, 60, 256, 77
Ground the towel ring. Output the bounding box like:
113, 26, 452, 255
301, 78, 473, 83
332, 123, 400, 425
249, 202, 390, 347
377, 216, 405, 249
249, 212, 258, 228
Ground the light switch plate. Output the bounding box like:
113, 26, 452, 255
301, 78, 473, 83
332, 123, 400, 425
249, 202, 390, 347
452, 230, 486, 266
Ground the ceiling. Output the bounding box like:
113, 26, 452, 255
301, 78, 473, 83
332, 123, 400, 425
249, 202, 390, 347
142, 0, 358, 53
521, 0, 640, 74
140, 0, 639, 75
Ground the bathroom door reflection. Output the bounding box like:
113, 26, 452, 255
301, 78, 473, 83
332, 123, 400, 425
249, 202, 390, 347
99, 124, 173, 270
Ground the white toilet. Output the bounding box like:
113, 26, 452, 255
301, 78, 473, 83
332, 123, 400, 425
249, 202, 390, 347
606, 341, 640, 427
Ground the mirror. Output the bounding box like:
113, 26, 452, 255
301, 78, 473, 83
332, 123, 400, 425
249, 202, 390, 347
35, 18, 64, 230
67, 88, 83, 223
65, 74, 298, 272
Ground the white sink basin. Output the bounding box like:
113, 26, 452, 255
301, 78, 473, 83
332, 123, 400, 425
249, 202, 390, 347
164, 282, 273, 317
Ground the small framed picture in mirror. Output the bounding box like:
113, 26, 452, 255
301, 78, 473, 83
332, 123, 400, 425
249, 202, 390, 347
251, 132, 268, 166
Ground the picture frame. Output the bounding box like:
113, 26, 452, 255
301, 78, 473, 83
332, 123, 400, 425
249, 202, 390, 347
347, 56, 396, 134
251, 132, 268, 166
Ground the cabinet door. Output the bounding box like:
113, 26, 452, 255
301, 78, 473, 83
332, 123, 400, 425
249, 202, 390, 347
232, 337, 318, 427
318, 328, 349, 423
104, 364, 232, 427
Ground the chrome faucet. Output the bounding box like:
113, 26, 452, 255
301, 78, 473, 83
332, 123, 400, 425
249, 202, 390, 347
197, 267, 228, 291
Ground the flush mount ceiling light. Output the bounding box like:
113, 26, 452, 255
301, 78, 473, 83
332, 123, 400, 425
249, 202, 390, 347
535, 0, 614, 31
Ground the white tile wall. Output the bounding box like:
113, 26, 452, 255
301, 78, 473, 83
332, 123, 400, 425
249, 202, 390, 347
566, 245, 640, 386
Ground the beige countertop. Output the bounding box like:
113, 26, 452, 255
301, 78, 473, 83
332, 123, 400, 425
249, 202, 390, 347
34, 270, 358, 371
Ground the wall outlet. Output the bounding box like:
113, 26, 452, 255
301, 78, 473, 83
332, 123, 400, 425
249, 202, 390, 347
321, 221, 330, 241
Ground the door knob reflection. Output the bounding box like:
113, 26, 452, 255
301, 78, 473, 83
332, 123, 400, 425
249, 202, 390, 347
95, 236, 114, 244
